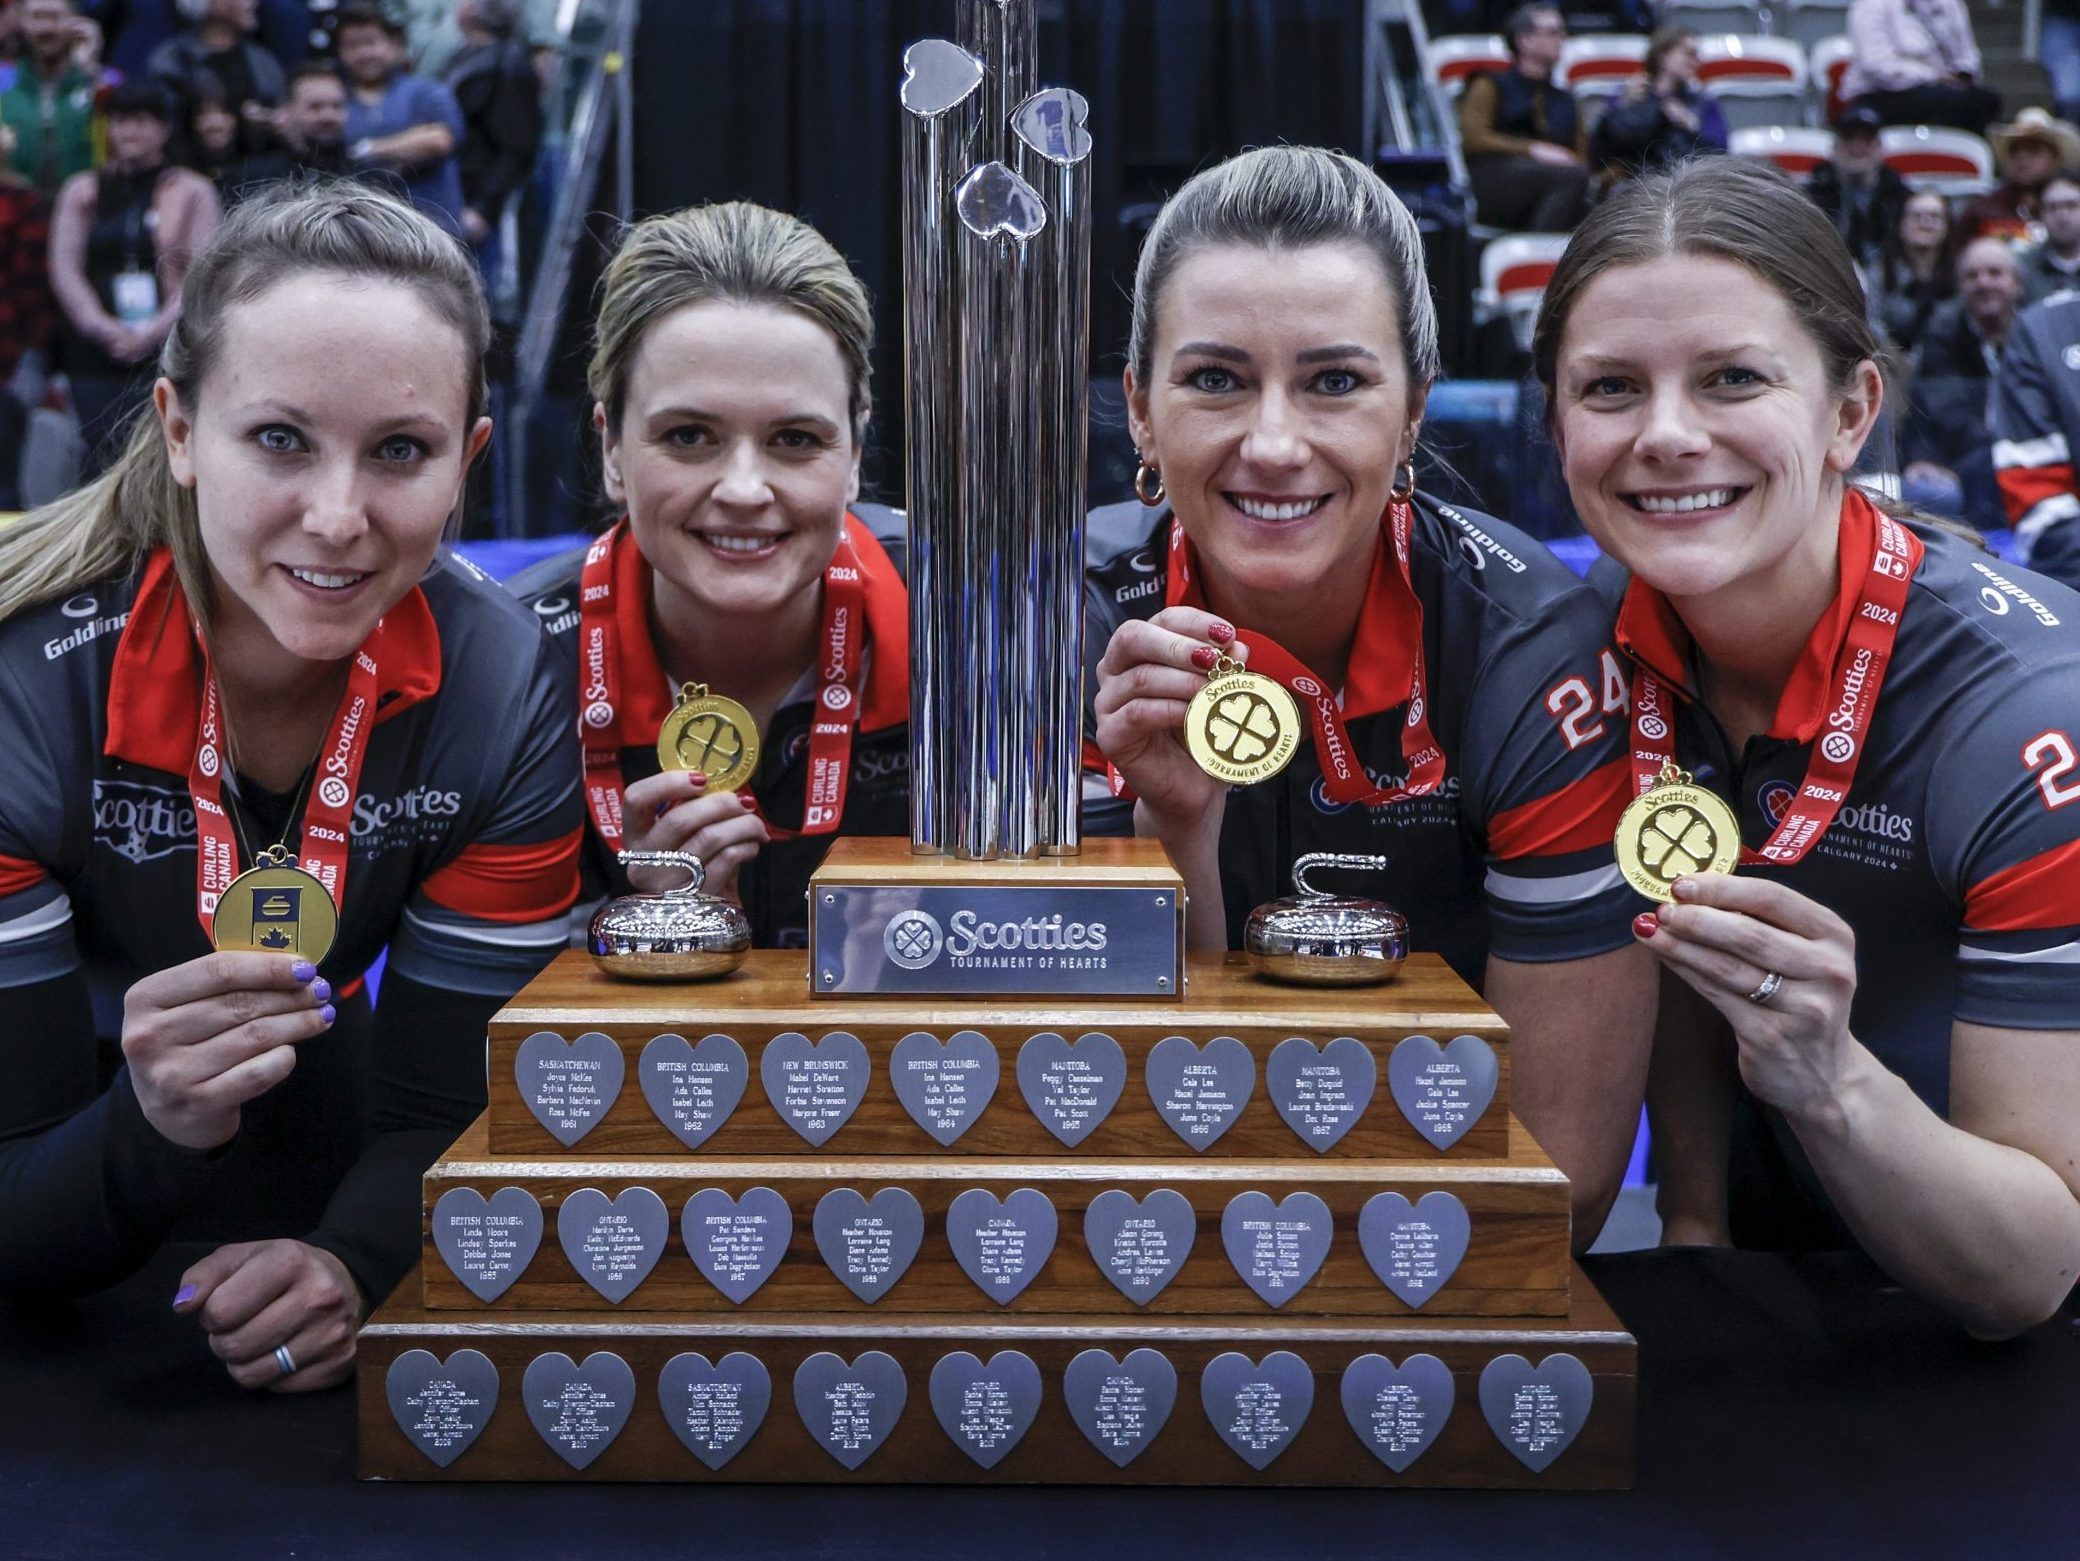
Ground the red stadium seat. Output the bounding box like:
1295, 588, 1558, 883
1477, 233, 1571, 352
1428, 34, 1511, 97
1809, 35, 1852, 124
1557, 35, 1648, 98
1730, 125, 1836, 177
1880, 125, 1995, 196
1696, 35, 1809, 131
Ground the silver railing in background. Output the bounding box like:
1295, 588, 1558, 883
504, 0, 640, 538
901, 1, 1094, 860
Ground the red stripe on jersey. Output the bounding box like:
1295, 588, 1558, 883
420, 829, 582, 923
0, 853, 47, 897
1964, 836, 2080, 932
1996, 463, 2076, 527
1486, 758, 1628, 860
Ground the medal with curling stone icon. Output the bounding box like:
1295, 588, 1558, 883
657, 681, 760, 793
211, 844, 339, 963
1184, 651, 1301, 786
1614, 761, 1741, 904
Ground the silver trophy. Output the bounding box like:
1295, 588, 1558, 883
901, 1, 1093, 861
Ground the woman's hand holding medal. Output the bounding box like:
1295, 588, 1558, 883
1094, 607, 1246, 835
1639, 875, 1863, 1125
120, 951, 336, 1152
622, 767, 769, 903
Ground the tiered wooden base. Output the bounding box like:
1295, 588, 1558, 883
358, 1274, 1636, 1487
357, 947, 1635, 1487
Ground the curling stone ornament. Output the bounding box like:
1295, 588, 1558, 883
1244, 853, 1408, 987
588, 850, 751, 982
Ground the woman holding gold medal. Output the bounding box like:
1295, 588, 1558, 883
1537, 157, 2080, 1335
1087, 146, 1657, 1244
0, 186, 583, 1385
510, 202, 910, 948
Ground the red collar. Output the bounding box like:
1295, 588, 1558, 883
104, 548, 443, 775
603, 514, 910, 746
1166, 510, 1418, 721
1614, 487, 1884, 744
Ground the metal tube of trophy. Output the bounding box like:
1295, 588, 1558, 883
1012, 88, 1094, 854
899, 41, 985, 855
953, 161, 1048, 859
957, 0, 1037, 165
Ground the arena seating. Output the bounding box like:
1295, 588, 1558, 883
1694, 35, 1809, 132
1880, 125, 1997, 196
1730, 125, 1835, 177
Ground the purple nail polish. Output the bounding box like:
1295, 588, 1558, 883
292, 960, 317, 982
310, 978, 332, 1005
173, 1283, 197, 1308
320, 1004, 337, 1025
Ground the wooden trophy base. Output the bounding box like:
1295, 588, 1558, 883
488, 950, 1510, 1160
420, 1113, 1570, 1317
359, 1260, 1635, 1488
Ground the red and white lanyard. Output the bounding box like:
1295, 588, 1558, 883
1628, 509, 1922, 867
189, 642, 378, 932
577, 520, 870, 848
1151, 503, 1448, 806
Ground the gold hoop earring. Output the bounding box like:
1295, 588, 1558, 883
1134, 460, 1166, 507
1389, 459, 1417, 503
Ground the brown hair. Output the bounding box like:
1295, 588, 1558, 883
1533, 156, 1882, 408
0, 181, 489, 622
1644, 27, 1698, 83
1129, 145, 1441, 400
588, 201, 874, 443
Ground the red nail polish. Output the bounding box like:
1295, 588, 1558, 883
741, 793, 758, 809
1190, 645, 1219, 670
1633, 912, 1660, 939
1208, 621, 1236, 645
688, 771, 707, 786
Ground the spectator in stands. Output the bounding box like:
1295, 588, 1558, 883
182, 69, 242, 185
1590, 26, 1725, 180
0, 165, 56, 508
216, 60, 355, 203
48, 80, 221, 474
1958, 109, 2080, 245
336, 1, 464, 237
146, 0, 286, 158
1902, 234, 2022, 527
1804, 105, 1908, 273
1458, 3, 1591, 232
1, 0, 103, 193
2022, 173, 2080, 301
1842, 0, 2000, 135
2044, 0, 2080, 129
1993, 290, 2080, 584
444, 0, 538, 252
1870, 189, 1956, 353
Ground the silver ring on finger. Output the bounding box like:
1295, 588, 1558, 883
274, 1343, 298, 1377
1745, 970, 1785, 1005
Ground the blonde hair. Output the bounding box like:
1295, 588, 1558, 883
1129, 145, 1441, 398
0, 181, 489, 624
589, 200, 874, 442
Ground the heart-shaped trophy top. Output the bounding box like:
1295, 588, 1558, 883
1012, 87, 1092, 165
956, 161, 1048, 244
900, 38, 984, 118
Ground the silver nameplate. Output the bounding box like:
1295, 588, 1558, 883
811, 884, 1179, 997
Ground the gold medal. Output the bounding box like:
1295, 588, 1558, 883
1185, 654, 1302, 786
1615, 761, 1742, 903
656, 681, 760, 792
211, 845, 339, 962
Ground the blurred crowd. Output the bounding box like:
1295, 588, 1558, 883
0, 0, 547, 504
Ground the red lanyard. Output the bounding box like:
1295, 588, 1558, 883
1159, 504, 1447, 807
1628, 508, 1922, 867
189, 641, 378, 931
577, 520, 870, 847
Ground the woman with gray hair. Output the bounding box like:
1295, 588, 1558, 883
1087, 145, 1655, 1245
